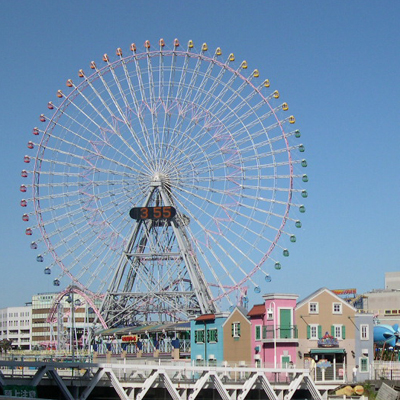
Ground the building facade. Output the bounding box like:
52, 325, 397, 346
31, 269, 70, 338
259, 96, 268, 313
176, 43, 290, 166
190, 313, 228, 365
361, 272, 400, 325
222, 307, 252, 366
354, 313, 374, 381
0, 306, 32, 350
248, 293, 299, 369
31, 292, 59, 348
31, 291, 95, 350
295, 288, 359, 382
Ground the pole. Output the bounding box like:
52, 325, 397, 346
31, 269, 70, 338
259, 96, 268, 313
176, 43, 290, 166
272, 301, 277, 369
71, 292, 75, 362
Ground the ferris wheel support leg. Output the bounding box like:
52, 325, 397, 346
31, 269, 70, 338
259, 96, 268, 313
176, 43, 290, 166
158, 183, 217, 315
96, 189, 156, 327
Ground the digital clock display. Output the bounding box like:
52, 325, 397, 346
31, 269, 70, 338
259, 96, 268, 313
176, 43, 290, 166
129, 206, 176, 221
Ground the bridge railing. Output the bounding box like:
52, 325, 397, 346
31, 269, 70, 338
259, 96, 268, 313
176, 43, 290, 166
92, 338, 191, 356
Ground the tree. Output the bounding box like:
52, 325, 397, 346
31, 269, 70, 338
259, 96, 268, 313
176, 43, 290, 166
0, 339, 12, 354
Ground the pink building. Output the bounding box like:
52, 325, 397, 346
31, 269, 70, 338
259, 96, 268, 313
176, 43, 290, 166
248, 293, 299, 369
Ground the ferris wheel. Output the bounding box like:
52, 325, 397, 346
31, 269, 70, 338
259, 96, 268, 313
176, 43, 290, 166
21, 39, 308, 327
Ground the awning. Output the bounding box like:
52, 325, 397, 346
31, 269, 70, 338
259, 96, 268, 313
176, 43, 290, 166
310, 348, 346, 354
96, 321, 191, 336
195, 314, 216, 321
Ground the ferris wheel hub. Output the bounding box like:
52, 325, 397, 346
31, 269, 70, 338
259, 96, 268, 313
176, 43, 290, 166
152, 172, 166, 182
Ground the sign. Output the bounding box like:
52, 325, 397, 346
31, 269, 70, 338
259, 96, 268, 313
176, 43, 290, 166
129, 206, 176, 221
318, 332, 339, 348
332, 288, 356, 295
3, 385, 37, 398
316, 359, 332, 369
122, 334, 138, 343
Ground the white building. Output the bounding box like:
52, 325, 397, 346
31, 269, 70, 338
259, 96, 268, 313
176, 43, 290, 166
362, 272, 400, 325
0, 305, 32, 350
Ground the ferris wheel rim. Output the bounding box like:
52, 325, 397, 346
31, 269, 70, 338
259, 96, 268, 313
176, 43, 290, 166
24, 39, 306, 312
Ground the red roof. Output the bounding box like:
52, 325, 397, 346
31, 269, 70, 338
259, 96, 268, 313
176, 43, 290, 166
195, 314, 216, 321
247, 304, 265, 316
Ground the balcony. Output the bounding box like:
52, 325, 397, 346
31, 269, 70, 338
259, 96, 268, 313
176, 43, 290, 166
262, 325, 298, 342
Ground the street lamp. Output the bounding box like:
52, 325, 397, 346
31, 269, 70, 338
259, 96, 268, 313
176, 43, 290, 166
65, 292, 80, 362
267, 301, 277, 369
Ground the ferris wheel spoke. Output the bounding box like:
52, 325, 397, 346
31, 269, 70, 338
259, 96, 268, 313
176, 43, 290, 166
49, 95, 145, 168
159, 52, 178, 158
87, 249, 120, 292
107, 58, 159, 168
85, 70, 153, 167
32, 176, 140, 194
175, 192, 280, 288
174, 193, 259, 293
166, 124, 215, 169
194, 58, 240, 118
38, 132, 143, 175
175, 48, 191, 101
131, 52, 158, 161
119, 55, 154, 160
211, 80, 251, 124
173, 181, 289, 240
51, 225, 121, 286
179, 50, 205, 114
191, 53, 219, 107
73, 235, 117, 279
144, 48, 160, 167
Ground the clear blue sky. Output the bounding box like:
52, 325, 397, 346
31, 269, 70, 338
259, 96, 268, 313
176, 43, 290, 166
1, 1, 399, 308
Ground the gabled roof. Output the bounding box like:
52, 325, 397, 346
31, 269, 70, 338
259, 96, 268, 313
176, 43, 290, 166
247, 303, 265, 317
222, 306, 251, 327
295, 287, 357, 312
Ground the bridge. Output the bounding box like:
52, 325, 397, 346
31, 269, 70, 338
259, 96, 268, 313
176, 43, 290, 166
0, 358, 330, 400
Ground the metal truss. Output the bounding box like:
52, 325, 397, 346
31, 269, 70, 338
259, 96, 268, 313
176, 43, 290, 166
99, 181, 217, 327
0, 360, 324, 400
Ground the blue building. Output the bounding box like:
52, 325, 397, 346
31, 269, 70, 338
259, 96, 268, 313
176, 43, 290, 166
354, 313, 374, 381
190, 312, 228, 365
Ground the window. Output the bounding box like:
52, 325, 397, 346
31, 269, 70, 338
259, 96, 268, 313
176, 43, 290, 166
360, 357, 369, 372
194, 329, 205, 343
360, 324, 369, 340
307, 324, 321, 340
207, 328, 218, 343
309, 302, 319, 314
232, 322, 241, 338
332, 303, 342, 314
332, 324, 346, 340
255, 325, 262, 341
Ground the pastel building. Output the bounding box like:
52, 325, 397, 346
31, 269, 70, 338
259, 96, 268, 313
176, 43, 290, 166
190, 313, 228, 365
190, 307, 252, 366
295, 288, 360, 382
222, 306, 252, 366
354, 313, 374, 381
248, 294, 299, 369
